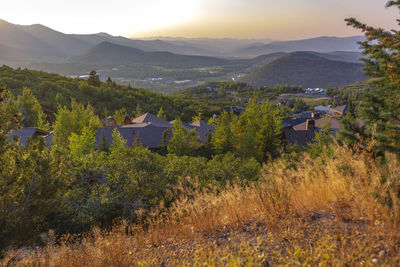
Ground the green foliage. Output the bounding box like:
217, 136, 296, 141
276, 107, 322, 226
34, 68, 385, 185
307, 120, 333, 159
0, 65, 209, 122
213, 97, 282, 162
167, 118, 201, 156
0, 85, 22, 147
0, 138, 70, 248
345, 2, 400, 154
15, 87, 49, 130
212, 111, 237, 154
53, 99, 101, 147
68, 127, 96, 159
156, 107, 167, 120
110, 128, 127, 151
113, 107, 127, 126
87, 70, 101, 87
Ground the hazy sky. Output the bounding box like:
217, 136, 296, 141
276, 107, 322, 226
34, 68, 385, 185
1, 0, 399, 40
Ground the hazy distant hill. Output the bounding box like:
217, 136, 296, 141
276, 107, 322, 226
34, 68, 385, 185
147, 37, 274, 57
69, 34, 214, 56
235, 36, 364, 56
69, 41, 229, 67
0, 19, 65, 60
15, 24, 92, 57
240, 51, 366, 88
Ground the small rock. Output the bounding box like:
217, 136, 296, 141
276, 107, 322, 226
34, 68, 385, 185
372, 258, 378, 264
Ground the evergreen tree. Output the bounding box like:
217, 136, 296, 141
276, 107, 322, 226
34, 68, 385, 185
99, 128, 109, 152
16, 87, 49, 130
212, 111, 236, 154
0, 85, 22, 149
113, 107, 127, 125
157, 107, 167, 120
134, 104, 143, 117
345, 1, 400, 154
167, 118, 200, 156
88, 70, 101, 87
133, 133, 142, 147
109, 128, 127, 151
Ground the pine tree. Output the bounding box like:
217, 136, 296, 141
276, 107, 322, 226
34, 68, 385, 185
99, 128, 109, 152
133, 133, 142, 147
157, 107, 167, 120
88, 70, 101, 87
16, 87, 49, 130
345, 1, 400, 154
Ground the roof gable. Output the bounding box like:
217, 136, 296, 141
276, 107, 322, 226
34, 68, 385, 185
131, 113, 170, 126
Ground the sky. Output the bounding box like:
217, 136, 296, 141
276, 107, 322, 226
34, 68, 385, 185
1, 0, 399, 40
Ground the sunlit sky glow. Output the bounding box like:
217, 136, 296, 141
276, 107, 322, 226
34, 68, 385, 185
1, 0, 399, 40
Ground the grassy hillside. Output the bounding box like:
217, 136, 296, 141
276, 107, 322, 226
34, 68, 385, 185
241, 51, 366, 88
3, 145, 400, 266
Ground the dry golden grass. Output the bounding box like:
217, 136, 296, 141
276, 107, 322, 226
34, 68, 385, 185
3, 146, 400, 266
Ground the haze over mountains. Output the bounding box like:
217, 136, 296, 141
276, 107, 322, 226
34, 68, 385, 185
0, 18, 367, 92
69, 41, 228, 67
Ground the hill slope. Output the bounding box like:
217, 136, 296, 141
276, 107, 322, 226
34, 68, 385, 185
16, 24, 92, 57
69, 41, 229, 67
0, 19, 68, 60
0, 43, 30, 61
241, 51, 366, 88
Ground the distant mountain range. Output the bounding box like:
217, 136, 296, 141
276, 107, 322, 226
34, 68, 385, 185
69, 41, 229, 67
240, 51, 366, 88
0, 18, 367, 91
235, 36, 365, 57
0, 19, 365, 61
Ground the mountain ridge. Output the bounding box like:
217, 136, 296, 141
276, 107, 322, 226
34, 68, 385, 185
240, 51, 366, 88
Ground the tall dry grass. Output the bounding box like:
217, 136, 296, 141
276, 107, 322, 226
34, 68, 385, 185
3, 146, 400, 266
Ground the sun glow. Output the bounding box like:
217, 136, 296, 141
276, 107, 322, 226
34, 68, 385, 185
0, 0, 198, 36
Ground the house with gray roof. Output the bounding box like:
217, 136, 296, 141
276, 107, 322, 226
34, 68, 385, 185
96, 113, 215, 149
283, 117, 341, 147
131, 113, 171, 127
8, 128, 49, 146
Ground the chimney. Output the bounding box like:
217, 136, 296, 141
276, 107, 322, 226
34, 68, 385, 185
124, 114, 131, 125
306, 119, 315, 131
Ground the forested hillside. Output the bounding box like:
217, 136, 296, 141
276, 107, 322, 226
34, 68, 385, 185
0, 65, 213, 121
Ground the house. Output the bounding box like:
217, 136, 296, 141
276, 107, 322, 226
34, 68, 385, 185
330, 105, 348, 117
96, 113, 215, 149
131, 113, 172, 127
314, 105, 331, 113
223, 106, 246, 115
283, 117, 341, 147
189, 120, 215, 143
293, 117, 341, 136
282, 117, 309, 129
8, 128, 49, 146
